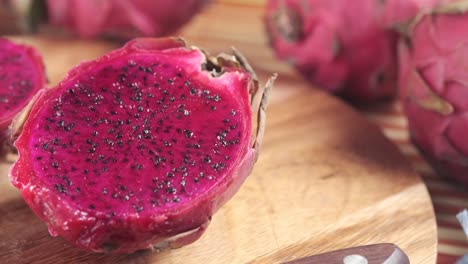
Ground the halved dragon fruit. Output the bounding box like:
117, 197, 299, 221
9, 37, 275, 253
0, 38, 46, 155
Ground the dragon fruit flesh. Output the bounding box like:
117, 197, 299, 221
399, 1, 468, 186
0, 38, 46, 155
46, 0, 211, 39
265, 0, 442, 102
9, 37, 275, 253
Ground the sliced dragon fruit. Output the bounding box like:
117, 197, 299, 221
0, 38, 46, 155
9, 37, 275, 253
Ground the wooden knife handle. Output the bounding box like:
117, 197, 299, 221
284, 243, 409, 264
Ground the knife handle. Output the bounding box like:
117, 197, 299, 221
284, 243, 409, 264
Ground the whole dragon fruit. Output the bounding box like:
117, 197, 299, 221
9, 37, 275, 253
399, 1, 468, 186
265, 0, 441, 102
46, 0, 211, 39
0, 38, 46, 156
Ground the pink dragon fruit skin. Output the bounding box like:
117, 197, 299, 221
0, 38, 46, 154
265, 0, 442, 103
46, 0, 211, 39
9, 37, 274, 253
399, 1, 468, 186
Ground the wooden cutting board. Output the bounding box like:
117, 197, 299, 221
0, 2, 437, 264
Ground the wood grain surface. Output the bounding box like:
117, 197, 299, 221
0, 2, 437, 264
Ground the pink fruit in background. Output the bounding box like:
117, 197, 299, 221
265, 0, 442, 102
46, 0, 211, 39
0, 38, 46, 155
399, 1, 468, 186
9, 37, 275, 253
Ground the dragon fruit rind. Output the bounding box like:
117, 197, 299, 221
46, 0, 211, 39
9, 37, 275, 253
0, 38, 46, 155
264, 0, 442, 103
399, 1, 468, 186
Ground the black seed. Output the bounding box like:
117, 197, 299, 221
102, 188, 108, 195
119, 184, 127, 191
51, 162, 59, 169
63, 176, 72, 186
211, 105, 217, 110
204, 155, 212, 164
223, 119, 230, 123
54, 184, 66, 194
184, 129, 193, 138
166, 172, 174, 178
93, 131, 98, 136
168, 79, 174, 84
170, 96, 175, 102
173, 197, 180, 203
194, 178, 199, 183
138, 106, 144, 112
166, 187, 176, 194
83, 169, 89, 174
199, 172, 205, 178
88, 148, 96, 153
89, 204, 95, 209
231, 109, 237, 116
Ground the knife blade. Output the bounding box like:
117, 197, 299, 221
284, 243, 409, 264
